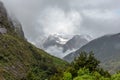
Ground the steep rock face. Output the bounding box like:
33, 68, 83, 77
64, 33, 120, 73
0, 27, 7, 34
11, 17, 25, 39
0, 2, 7, 18
0, 1, 25, 39
0, 1, 13, 30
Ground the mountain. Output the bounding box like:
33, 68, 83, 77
36, 34, 91, 58
42, 34, 68, 49
35, 34, 71, 58
64, 33, 120, 73
0, 1, 25, 39
63, 35, 91, 52
10, 16, 25, 39
0, 1, 67, 80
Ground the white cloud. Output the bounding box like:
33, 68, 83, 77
45, 46, 76, 58
38, 7, 82, 35
82, 10, 119, 20
1, 0, 120, 41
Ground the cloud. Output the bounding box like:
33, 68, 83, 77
38, 7, 82, 35
1, 0, 120, 41
45, 46, 76, 58
81, 9, 120, 37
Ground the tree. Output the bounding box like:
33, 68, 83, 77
63, 72, 72, 80
66, 66, 77, 78
77, 68, 90, 76
72, 51, 100, 72
111, 73, 120, 80
50, 51, 111, 80
74, 74, 94, 80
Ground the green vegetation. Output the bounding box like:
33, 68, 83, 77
0, 34, 68, 80
51, 52, 120, 80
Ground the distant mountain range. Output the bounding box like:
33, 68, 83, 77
36, 34, 92, 58
64, 33, 120, 73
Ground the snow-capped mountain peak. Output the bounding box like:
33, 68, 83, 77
35, 33, 92, 58
48, 33, 71, 44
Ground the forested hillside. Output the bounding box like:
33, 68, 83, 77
51, 52, 120, 80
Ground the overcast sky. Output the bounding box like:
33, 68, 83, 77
1, 0, 120, 42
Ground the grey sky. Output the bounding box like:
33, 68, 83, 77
1, 0, 120, 42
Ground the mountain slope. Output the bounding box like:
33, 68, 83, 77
0, 35, 67, 80
63, 35, 90, 52
64, 33, 120, 73
0, 1, 67, 80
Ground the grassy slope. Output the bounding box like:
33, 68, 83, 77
0, 34, 68, 80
